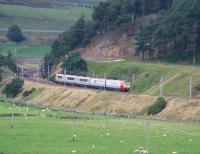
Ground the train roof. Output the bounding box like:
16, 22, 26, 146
56, 74, 127, 82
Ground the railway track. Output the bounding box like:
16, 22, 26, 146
22, 71, 200, 100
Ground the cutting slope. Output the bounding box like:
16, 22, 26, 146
86, 60, 200, 97
15, 80, 200, 121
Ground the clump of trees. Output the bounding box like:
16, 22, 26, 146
136, 0, 200, 63
7, 25, 25, 43
63, 51, 88, 75
44, 16, 95, 76
3, 78, 24, 98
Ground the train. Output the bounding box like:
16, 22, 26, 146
55, 74, 131, 92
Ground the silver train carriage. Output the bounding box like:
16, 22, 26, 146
55, 74, 131, 92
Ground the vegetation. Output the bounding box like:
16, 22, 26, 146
0, 52, 17, 73
136, 0, 200, 63
0, 101, 200, 154
63, 52, 88, 75
0, 72, 2, 82
2, 78, 24, 98
0, 44, 51, 57
92, 0, 172, 33
86, 60, 200, 96
44, 16, 92, 76
147, 97, 167, 115
22, 88, 35, 97
7, 25, 25, 43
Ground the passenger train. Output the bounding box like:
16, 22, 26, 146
55, 74, 131, 92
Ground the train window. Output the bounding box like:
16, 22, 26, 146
79, 79, 88, 82
58, 76, 62, 79
67, 77, 74, 80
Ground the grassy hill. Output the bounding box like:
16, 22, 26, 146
0, 101, 199, 154
87, 60, 200, 97
0, 3, 92, 30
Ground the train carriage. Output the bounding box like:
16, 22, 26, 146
55, 74, 130, 92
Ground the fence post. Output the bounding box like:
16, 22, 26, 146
160, 76, 163, 97
72, 108, 76, 141
48, 65, 50, 80
93, 71, 95, 78
64, 68, 66, 86
17, 66, 18, 76
104, 73, 106, 91
42, 59, 45, 75
189, 77, 192, 100
11, 100, 15, 129
132, 74, 135, 94
21, 67, 24, 79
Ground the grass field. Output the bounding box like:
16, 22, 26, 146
0, 44, 50, 57
87, 61, 200, 96
0, 101, 200, 154
0, 3, 92, 30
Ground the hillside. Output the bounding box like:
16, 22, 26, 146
79, 14, 157, 60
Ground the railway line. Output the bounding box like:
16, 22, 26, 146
23, 71, 127, 95
22, 71, 200, 100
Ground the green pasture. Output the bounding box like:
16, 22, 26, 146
0, 44, 50, 57
0, 101, 199, 154
0, 4, 92, 30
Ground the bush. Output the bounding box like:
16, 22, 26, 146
23, 88, 35, 97
147, 97, 167, 115
7, 25, 25, 43
3, 78, 24, 98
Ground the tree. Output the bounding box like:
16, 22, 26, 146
3, 78, 24, 98
5, 52, 17, 73
7, 25, 25, 43
63, 51, 87, 76
0, 55, 5, 67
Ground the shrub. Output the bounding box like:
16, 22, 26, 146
23, 88, 35, 97
7, 25, 25, 43
63, 51, 88, 76
147, 97, 167, 115
3, 78, 24, 98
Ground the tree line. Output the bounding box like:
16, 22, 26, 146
93, 0, 172, 34
136, 0, 200, 63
